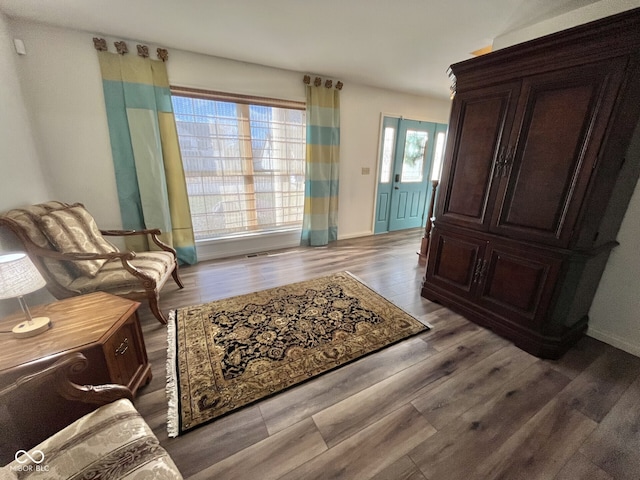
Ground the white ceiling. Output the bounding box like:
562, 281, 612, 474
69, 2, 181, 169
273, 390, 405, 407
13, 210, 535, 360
0, 0, 610, 98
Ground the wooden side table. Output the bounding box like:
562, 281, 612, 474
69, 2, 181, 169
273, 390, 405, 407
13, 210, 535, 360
0, 293, 153, 451
0, 292, 152, 393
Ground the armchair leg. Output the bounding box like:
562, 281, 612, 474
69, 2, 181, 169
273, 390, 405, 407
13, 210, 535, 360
147, 292, 168, 325
172, 266, 185, 289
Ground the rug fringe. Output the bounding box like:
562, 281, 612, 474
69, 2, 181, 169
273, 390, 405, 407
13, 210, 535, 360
166, 309, 179, 438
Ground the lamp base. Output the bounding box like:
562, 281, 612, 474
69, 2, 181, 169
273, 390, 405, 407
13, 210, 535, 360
12, 316, 51, 339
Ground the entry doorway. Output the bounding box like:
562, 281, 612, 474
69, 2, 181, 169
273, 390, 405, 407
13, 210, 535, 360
374, 117, 447, 234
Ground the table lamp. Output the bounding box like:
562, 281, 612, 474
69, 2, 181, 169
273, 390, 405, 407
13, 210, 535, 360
0, 252, 51, 338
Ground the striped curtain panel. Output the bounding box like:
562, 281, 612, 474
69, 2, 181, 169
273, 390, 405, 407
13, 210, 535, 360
97, 50, 197, 265
301, 78, 341, 246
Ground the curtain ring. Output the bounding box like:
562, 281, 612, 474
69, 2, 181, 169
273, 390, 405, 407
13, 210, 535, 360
157, 48, 169, 62
93, 37, 107, 52
137, 45, 149, 58
114, 41, 128, 55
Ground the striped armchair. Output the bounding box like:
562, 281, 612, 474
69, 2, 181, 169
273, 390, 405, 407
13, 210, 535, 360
0, 201, 183, 324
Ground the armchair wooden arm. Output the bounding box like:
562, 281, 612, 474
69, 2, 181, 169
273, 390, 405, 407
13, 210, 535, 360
0, 352, 133, 406
101, 228, 163, 236
101, 228, 178, 256
0, 352, 134, 459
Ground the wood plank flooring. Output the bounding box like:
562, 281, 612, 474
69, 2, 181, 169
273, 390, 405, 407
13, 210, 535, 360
134, 228, 640, 480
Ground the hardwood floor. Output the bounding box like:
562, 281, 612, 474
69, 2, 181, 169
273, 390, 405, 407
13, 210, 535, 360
134, 228, 640, 480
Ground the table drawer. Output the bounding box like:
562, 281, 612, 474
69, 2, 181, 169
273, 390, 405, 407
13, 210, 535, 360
104, 318, 145, 387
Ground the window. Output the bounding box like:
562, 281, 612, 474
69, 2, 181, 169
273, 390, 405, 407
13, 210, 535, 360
430, 131, 447, 180
171, 88, 306, 241
400, 129, 429, 183
379, 126, 396, 184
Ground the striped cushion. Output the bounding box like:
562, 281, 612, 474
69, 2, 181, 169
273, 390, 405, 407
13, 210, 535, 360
2, 399, 182, 479
0, 466, 16, 479
68, 251, 175, 296
3, 202, 77, 287
39, 205, 118, 278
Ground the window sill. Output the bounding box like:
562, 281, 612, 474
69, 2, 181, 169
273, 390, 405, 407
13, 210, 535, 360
195, 229, 302, 261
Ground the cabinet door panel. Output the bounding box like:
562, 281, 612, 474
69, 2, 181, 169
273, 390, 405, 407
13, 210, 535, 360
438, 83, 519, 229
477, 244, 562, 329
491, 60, 626, 246
425, 228, 486, 299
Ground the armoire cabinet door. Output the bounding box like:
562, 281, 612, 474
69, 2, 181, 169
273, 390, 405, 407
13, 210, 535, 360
437, 83, 520, 230
425, 228, 487, 301
490, 59, 627, 247
476, 242, 563, 330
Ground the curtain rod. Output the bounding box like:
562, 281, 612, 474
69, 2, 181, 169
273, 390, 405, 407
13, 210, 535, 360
171, 86, 305, 110
92, 37, 169, 62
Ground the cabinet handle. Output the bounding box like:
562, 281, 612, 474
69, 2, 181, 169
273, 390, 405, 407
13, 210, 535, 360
494, 148, 505, 178
478, 260, 488, 282
472, 258, 483, 283
473, 259, 488, 284
115, 337, 129, 356
502, 147, 514, 178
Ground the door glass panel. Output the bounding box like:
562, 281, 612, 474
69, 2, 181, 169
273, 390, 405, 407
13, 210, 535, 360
380, 127, 396, 183
430, 131, 447, 181
401, 130, 428, 182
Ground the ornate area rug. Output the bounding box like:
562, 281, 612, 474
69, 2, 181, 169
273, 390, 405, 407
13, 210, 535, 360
166, 271, 429, 436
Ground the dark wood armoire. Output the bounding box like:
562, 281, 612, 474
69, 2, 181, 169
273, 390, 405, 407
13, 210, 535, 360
421, 8, 640, 359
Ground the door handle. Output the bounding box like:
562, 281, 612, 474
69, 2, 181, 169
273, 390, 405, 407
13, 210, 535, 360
394, 186, 399, 190
395, 174, 400, 182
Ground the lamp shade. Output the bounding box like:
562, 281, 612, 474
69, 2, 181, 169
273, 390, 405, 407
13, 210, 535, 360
0, 252, 46, 300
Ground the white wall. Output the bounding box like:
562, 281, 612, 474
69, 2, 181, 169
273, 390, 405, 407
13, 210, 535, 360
493, 0, 640, 357
589, 178, 640, 356
338, 84, 451, 238
0, 13, 49, 223
8, 21, 122, 230
7, 20, 451, 260
0, 11, 54, 316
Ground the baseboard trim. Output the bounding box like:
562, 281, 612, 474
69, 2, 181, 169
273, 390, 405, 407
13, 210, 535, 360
587, 327, 640, 357
338, 230, 373, 240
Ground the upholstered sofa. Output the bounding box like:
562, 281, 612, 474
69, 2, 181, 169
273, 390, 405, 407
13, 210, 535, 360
0, 201, 183, 324
0, 353, 182, 479
1, 398, 181, 480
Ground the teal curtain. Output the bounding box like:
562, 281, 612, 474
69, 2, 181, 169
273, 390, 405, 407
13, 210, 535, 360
97, 49, 197, 265
301, 78, 341, 246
